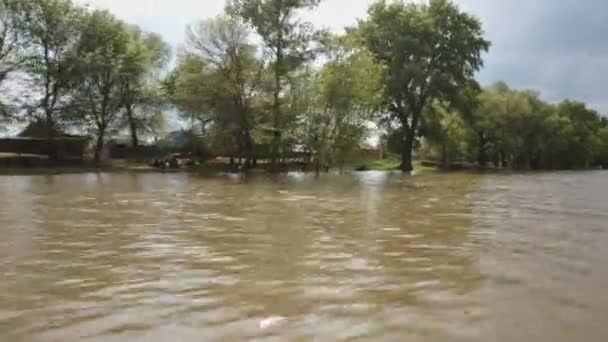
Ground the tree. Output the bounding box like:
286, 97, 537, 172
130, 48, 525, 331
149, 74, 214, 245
119, 29, 171, 147
420, 101, 468, 168
69, 10, 131, 162
297, 34, 383, 172
553, 100, 603, 168
596, 126, 608, 168
188, 16, 261, 166
0, 0, 30, 118
23, 0, 84, 127
454, 83, 606, 170
359, 0, 490, 171
168, 16, 263, 166
227, 0, 322, 166
0, 0, 28, 84
164, 54, 214, 134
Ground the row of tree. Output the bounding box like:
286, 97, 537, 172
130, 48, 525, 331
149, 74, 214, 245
166, 0, 491, 171
418, 82, 608, 170
1, 0, 606, 171
0, 0, 170, 161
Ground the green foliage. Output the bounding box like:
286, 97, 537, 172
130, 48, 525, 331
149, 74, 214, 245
164, 55, 212, 131
168, 16, 261, 164
432, 82, 608, 170
67, 10, 132, 161
119, 27, 171, 146
297, 35, 383, 171
0, 0, 30, 84
359, 0, 490, 171
420, 101, 469, 167
1, 0, 607, 173
22, 0, 85, 125
227, 0, 322, 164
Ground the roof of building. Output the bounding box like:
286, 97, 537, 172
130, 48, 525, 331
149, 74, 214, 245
17, 121, 86, 139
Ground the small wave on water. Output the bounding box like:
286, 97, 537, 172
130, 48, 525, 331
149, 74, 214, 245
0, 171, 607, 341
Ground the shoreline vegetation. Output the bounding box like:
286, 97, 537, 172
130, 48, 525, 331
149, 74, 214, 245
2, 156, 602, 177
1, 0, 607, 175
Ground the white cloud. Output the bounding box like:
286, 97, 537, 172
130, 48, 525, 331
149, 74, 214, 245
75, 0, 224, 19
75, 0, 374, 43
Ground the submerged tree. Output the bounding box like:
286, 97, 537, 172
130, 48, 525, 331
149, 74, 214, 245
227, 0, 322, 166
359, 0, 490, 171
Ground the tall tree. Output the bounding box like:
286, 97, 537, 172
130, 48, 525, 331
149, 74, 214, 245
119, 29, 171, 147
359, 0, 490, 171
169, 16, 262, 166
227, 0, 322, 166
24, 0, 83, 127
69, 10, 131, 162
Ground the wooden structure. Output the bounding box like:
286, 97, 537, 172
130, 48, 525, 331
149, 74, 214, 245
0, 122, 90, 161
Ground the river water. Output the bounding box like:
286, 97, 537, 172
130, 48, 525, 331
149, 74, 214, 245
0, 171, 607, 341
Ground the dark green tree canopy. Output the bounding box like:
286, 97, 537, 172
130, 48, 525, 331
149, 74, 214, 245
359, 0, 490, 171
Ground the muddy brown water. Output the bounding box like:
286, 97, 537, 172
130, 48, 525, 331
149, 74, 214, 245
1, 171, 607, 341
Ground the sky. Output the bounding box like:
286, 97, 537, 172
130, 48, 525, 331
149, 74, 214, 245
75, 0, 608, 114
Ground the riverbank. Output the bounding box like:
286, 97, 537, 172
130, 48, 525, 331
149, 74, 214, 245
0, 159, 441, 176
2, 159, 603, 176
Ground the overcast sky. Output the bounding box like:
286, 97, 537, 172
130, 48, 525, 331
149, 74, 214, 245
75, 0, 608, 114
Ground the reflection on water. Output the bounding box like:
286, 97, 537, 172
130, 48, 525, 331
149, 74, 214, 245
0, 171, 607, 341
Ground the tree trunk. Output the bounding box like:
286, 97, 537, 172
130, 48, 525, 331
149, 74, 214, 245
270, 36, 283, 169
441, 142, 448, 169
400, 136, 414, 172
243, 129, 254, 170
94, 131, 105, 164
477, 132, 488, 168
400, 113, 420, 173
126, 104, 138, 147
45, 111, 54, 130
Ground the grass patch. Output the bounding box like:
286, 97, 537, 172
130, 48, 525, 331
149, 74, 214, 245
366, 158, 402, 171
354, 158, 439, 173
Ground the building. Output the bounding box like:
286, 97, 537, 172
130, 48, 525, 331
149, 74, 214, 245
0, 121, 90, 162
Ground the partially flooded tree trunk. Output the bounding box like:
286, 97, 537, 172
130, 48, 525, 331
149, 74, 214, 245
400, 117, 420, 173
94, 130, 105, 164
441, 142, 448, 169
126, 104, 138, 147
477, 132, 488, 168
400, 137, 414, 172
270, 35, 284, 170
243, 130, 254, 170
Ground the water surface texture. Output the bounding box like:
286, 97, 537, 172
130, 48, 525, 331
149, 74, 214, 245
1, 171, 607, 341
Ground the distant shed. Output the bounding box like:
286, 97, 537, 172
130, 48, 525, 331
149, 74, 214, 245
0, 121, 90, 161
